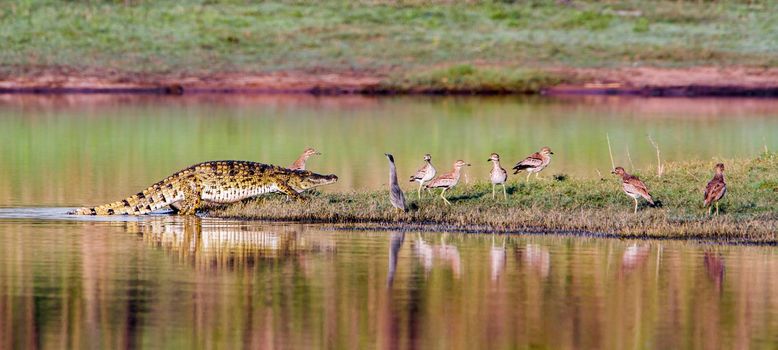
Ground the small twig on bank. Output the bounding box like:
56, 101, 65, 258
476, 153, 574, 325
685, 170, 701, 182
648, 134, 664, 177
606, 133, 615, 170
626, 145, 635, 171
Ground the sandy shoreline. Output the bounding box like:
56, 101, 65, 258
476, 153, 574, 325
3, 66, 778, 97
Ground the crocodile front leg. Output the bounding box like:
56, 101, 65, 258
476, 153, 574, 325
277, 181, 303, 200
176, 180, 203, 215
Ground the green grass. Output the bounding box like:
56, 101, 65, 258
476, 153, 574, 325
209, 152, 778, 244
381, 65, 569, 93
1, 0, 777, 80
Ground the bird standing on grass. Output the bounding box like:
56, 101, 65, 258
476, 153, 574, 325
409, 154, 436, 199
385, 153, 407, 212
612, 167, 655, 214
488, 153, 508, 200
512, 146, 554, 181
704, 163, 727, 216
426, 160, 471, 205
289, 147, 321, 171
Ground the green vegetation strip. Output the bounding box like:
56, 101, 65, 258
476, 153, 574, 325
2, 0, 777, 80
210, 153, 778, 243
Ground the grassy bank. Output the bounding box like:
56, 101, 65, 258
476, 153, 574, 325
209, 153, 778, 243
2, 1, 778, 92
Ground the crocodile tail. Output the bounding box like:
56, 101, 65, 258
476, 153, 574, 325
71, 178, 183, 216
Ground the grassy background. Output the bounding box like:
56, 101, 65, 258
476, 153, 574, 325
212, 152, 778, 243
1, 0, 777, 81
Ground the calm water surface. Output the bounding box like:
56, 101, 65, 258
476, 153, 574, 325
1, 95, 777, 349
0, 212, 777, 349
2, 95, 778, 205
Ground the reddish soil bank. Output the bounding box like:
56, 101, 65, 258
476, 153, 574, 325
2, 66, 778, 96
548, 67, 778, 97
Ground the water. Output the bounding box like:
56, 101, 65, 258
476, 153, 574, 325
0, 211, 776, 349
2, 95, 778, 206
1, 95, 778, 349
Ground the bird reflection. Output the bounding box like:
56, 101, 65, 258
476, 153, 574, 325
387, 232, 405, 287
414, 234, 462, 278
519, 244, 550, 279
704, 251, 725, 293
490, 235, 506, 283
621, 244, 651, 273
123, 216, 335, 271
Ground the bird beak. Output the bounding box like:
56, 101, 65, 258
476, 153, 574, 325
550, 152, 554, 155
610, 170, 616, 174
486, 159, 491, 162
315, 152, 322, 155
467, 163, 472, 166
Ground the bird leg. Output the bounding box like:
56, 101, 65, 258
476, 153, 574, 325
526, 173, 531, 182
418, 182, 423, 200
492, 183, 496, 199
502, 183, 507, 200
440, 188, 451, 205
707, 205, 712, 216
715, 202, 720, 216
633, 197, 638, 214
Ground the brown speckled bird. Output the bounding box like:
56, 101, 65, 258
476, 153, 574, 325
425, 160, 471, 205
488, 153, 508, 200
704, 163, 727, 216
289, 147, 321, 171
512, 146, 553, 181
409, 154, 436, 199
612, 167, 655, 214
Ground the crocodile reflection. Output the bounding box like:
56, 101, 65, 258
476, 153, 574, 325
122, 217, 335, 270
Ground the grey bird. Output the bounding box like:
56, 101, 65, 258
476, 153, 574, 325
385, 153, 407, 212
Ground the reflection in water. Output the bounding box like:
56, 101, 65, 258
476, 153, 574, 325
1, 218, 777, 349
621, 243, 651, 273
520, 243, 551, 279
125, 217, 335, 270
386, 232, 404, 287
415, 234, 462, 279
490, 235, 506, 283
704, 251, 726, 293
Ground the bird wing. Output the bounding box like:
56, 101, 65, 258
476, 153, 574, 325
390, 187, 406, 210
426, 172, 457, 188
623, 177, 653, 203
704, 179, 726, 206
410, 163, 430, 181
512, 153, 543, 171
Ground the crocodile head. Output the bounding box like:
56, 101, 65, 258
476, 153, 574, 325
289, 170, 338, 192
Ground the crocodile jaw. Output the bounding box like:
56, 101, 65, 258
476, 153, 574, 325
294, 173, 338, 191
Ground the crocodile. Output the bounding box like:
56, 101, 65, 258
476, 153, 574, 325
71, 160, 338, 216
